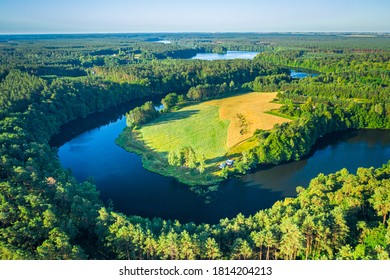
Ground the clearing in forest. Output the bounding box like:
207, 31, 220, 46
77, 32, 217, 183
139, 92, 290, 160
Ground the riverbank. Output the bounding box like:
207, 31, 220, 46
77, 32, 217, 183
116, 128, 224, 186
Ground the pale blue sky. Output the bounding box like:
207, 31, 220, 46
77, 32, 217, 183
0, 0, 389, 34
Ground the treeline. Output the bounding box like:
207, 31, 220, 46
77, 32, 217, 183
0, 70, 47, 112
125, 92, 186, 129
22, 65, 87, 78
257, 49, 390, 87
126, 102, 158, 128
262, 97, 389, 161
1, 33, 389, 76
167, 147, 206, 175
0, 34, 265, 75
161, 92, 185, 112
172, 33, 390, 52
0, 36, 198, 67
0, 36, 201, 75
94, 163, 390, 260
186, 82, 236, 101
249, 73, 292, 92
92, 59, 288, 93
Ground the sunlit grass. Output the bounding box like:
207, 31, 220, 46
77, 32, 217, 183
140, 103, 229, 160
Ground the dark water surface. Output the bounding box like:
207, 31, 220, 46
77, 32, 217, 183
51, 102, 390, 224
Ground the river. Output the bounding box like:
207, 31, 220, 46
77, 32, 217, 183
51, 100, 390, 224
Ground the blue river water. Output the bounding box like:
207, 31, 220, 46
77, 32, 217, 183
52, 103, 390, 224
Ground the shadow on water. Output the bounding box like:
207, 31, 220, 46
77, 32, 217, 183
224, 129, 390, 200
50, 96, 163, 147
243, 129, 379, 178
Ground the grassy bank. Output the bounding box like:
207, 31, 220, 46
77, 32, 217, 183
116, 129, 224, 186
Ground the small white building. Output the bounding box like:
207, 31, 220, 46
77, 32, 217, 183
226, 159, 234, 167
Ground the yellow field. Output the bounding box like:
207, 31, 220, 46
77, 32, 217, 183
205, 92, 291, 147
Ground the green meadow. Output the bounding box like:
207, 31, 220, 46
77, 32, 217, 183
140, 103, 229, 160
116, 103, 230, 186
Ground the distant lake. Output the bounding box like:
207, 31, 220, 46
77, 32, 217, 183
290, 69, 319, 79
191, 51, 259, 60
156, 40, 171, 44
51, 99, 390, 224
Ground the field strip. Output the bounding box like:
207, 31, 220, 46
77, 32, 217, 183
205, 92, 291, 147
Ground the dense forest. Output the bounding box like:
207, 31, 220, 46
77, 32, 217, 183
0, 33, 390, 259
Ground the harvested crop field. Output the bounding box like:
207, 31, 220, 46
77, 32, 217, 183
205, 92, 291, 147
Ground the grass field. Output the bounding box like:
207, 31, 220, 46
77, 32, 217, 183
140, 103, 229, 160
118, 91, 291, 185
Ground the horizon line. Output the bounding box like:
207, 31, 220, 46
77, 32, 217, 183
1, 31, 390, 36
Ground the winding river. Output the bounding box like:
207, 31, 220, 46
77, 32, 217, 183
51, 98, 390, 224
